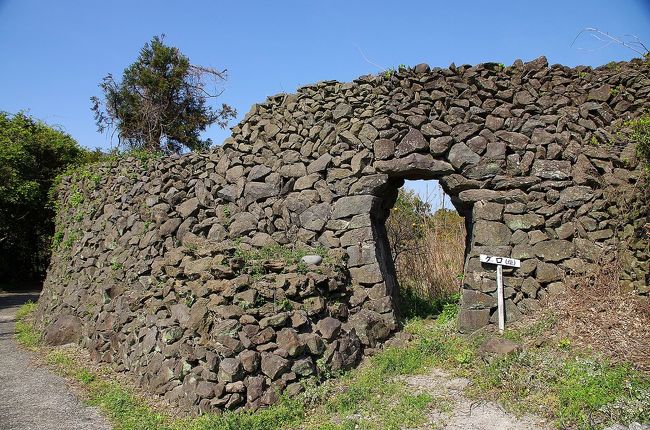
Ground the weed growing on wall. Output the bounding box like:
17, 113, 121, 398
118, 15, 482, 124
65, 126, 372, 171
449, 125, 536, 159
627, 112, 650, 175
233, 244, 334, 278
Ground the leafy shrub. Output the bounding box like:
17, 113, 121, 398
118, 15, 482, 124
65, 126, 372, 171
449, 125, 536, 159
0, 112, 97, 284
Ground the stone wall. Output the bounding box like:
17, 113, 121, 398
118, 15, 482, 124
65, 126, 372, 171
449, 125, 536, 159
37, 56, 649, 413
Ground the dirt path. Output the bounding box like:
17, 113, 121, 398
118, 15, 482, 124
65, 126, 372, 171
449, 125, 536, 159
403, 368, 551, 430
0, 292, 111, 430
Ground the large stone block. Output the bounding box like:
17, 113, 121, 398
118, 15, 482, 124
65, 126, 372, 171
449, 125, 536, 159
448, 142, 481, 169
531, 160, 572, 180
474, 220, 512, 246
349, 174, 389, 195
331, 195, 378, 219
375, 153, 454, 179
558, 186, 594, 208
473, 201, 503, 221
461, 289, 497, 310
229, 212, 258, 237
349, 264, 384, 285
458, 309, 490, 333
533, 240, 575, 262
245, 182, 279, 201
43, 315, 81, 346
396, 128, 428, 157
504, 213, 545, 231
346, 243, 377, 267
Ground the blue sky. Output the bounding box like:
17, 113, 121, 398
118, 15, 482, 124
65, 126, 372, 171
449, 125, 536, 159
1, 0, 649, 208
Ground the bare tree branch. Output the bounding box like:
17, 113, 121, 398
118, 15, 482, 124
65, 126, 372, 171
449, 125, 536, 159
355, 45, 386, 72
571, 27, 649, 56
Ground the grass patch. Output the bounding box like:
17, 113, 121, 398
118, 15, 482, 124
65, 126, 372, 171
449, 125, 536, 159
372, 306, 649, 429
468, 347, 650, 428
627, 112, 650, 174
302, 356, 435, 430
463, 319, 650, 429
14, 301, 41, 349
233, 244, 334, 278
88, 382, 168, 430
557, 358, 649, 427
15, 320, 41, 348
15, 300, 37, 319
182, 398, 304, 430
398, 287, 459, 320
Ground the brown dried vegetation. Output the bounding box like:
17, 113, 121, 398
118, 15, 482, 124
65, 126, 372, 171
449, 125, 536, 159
545, 258, 650, 373
386, 187, 466, 309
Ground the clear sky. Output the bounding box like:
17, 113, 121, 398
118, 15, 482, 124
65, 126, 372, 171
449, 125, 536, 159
1, 0, 649, 208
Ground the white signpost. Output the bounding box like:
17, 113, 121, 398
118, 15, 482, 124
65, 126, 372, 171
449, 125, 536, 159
479, 254, 521, 334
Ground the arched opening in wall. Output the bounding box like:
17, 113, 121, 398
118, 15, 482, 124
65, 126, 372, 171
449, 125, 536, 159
383, 179, 467, 319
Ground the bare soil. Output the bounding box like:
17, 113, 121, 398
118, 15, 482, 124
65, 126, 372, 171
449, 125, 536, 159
403, 368, 551, 430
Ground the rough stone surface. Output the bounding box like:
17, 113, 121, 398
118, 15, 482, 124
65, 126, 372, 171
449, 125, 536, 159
43, 314, 82, 346
37, 58, 650, 414
478, 337, 523, 358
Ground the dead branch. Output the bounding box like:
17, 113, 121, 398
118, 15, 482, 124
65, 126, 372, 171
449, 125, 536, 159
571, 27, 649, 56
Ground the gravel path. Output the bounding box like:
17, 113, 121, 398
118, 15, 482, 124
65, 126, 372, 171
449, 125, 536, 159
403, 368, 551, 430
0, 292, 111, 430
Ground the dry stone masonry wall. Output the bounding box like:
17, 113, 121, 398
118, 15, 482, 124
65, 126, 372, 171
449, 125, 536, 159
37, 56, 649, 414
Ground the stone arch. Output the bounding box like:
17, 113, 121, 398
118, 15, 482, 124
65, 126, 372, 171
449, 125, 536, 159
37, 56, 650, 412
357, 154, 474, 324
222, 56, 649, 336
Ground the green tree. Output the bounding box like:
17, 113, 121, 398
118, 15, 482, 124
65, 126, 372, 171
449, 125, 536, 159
0, 112, 89, 284
386, 189, 433, 263
91, 35, 236, 153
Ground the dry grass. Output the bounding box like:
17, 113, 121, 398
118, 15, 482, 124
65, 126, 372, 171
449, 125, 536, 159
386, 187, 466, 304
386, 186, 648, 374
394, 215, 466, 300
535, 258, 650, 374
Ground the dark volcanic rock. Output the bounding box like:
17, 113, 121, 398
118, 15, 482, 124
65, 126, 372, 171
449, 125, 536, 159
43, 315, 81, 346
36, 57, 649, 415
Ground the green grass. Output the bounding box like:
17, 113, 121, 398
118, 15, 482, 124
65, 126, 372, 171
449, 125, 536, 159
234, 244, 334, 278
372, 305, 649, 429
15, 300, 37, 319
468, 346, 650, 429
557, 358, 647, 427
14, 301, 40, 348
181, 399, 305, 430
398, 286, 459, 320
303, 354, 435, 430
15, 320, 41, 348
627, 112, 650, 175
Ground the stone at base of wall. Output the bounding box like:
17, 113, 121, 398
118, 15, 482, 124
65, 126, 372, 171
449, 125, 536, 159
36, 57, 650, 413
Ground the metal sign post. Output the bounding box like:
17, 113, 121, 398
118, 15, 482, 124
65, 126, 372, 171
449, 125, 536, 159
479, 254, 521, 334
